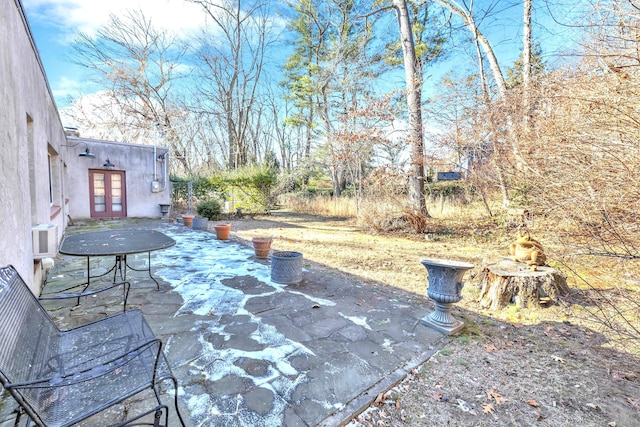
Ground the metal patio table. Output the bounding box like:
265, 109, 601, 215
59, 229, 176, 290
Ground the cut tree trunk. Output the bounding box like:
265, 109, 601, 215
477, 259, 569, 310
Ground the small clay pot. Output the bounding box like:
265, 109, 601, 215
214, 223, 231, 240
182, 214, 195, 227
251, 237, 273, 259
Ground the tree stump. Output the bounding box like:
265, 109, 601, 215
477, 259, 569, 310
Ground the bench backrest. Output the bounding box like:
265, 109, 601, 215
0, 266, 61, 386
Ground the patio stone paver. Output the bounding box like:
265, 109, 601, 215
0, 219, 446, 427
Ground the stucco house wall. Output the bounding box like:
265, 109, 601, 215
1, 0, 68, 293
1, 0, 173, 293
64, 135, 172, 220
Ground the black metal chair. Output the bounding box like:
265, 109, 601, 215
0, 265, 185, 427
38, 278, 131, 312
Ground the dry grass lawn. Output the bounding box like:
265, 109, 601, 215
224, 209, 640, 426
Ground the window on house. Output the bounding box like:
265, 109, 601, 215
48, 153, 53, 205
47, 146, 62, 219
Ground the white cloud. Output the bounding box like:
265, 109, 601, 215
51, 75, 84, 99
25, 0, 207, 39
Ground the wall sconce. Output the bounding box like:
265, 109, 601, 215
62, 141, 96, 159
103, 159, 115, 168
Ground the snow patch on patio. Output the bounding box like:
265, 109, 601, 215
339, 312, 372, 330
153, 225, 315, 426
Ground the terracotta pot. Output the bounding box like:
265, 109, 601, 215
251, 237, 273, 259
214, 223, 231, 240
182, 214, 195, 227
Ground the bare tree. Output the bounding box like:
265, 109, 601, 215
433, 0, 536, 206
501, 0, 640, 351
190, 0, 275, 170
69, 9, 188, 149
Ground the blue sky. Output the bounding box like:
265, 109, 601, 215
23, 0, 208, 105
23, 0, 583, 110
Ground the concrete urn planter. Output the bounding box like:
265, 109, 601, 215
420, 258, 474, 335
270, 251, 303, 285
251, 237, 273, 259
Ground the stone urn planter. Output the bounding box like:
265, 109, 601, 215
181, 214, 195, 227
420, 258, 474, 335
192, 217, 209, 231
271, 251, 303, 284
251, 237, 273, 259
214, 223, 231, 240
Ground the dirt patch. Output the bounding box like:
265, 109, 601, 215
348, 316, 639, 426
222, 212, 640, 426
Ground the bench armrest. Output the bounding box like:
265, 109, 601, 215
39, 281, 130, 312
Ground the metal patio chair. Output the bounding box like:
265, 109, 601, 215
38, 278, 131, 312
0, 265, 185, 427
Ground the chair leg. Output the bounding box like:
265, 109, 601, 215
12, 407, 21, 427
153, 409, 162, 427
168, 376, 186, 427
12, 407, 33, 427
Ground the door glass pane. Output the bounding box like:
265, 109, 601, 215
111, 174, 123, 212
93, 173, 106, 212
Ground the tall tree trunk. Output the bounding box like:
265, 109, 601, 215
522, 0, 533, 130
393, 0, 429, 217
474, 30, 490, 105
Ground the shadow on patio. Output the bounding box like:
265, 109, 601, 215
1, 219, 445, 427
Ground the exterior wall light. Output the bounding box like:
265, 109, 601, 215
62, 141, 96, 159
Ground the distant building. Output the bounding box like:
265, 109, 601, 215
436, 171, 462, 181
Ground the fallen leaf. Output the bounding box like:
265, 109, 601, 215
626, 397, 640, 410
611, 370, 638, 381
483, 344, 498, 352
559, 328, 572, 336
552, 355, 566, 363
374, 393, 386, 406
586, 403, 601, 411
482, 402, 495, 414
395, 400, 401, 409
526, 399, 540, 407
488, 391, 506, 405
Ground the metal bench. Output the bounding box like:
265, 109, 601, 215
38, 278, 131, 312
0, 265, 185, 427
